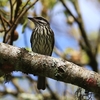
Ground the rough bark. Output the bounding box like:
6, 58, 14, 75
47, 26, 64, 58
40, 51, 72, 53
0, 43, 100, 94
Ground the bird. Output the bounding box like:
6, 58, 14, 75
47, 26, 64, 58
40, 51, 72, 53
28, 17, 54, 90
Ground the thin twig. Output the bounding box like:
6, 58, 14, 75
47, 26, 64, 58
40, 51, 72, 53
18, 0, 30, 16
0, 9, 9, 16
60, 0, 77, 21
72, 0, 98, 71
12, 0, 38, 30
0, 14, 8, 43
2, 16, 11, 26
59, 0, 98, 70
12, 0, 16, 6
6, 0, 38, 45
72, 0, 91, 48
10, 0, 22, 44
14, 0, 22, 19
60, 0, 91, 49
9, 0, 13, 23
0, 14, 7, 32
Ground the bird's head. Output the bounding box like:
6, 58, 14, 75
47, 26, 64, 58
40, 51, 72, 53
28, 17, 50, 27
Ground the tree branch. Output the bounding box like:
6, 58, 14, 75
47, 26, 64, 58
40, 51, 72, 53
9, 0, 13, 23
0, 43, 100, 94
3, 0, 38, 44
59, 0, 98, 72
0, 14, 7, 32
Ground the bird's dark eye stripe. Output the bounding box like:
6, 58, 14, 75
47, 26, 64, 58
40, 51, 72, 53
34, 17, 49, 24
35, 17, 48, 22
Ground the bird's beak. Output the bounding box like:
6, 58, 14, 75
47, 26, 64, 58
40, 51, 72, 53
28, 17, 37, 23
28, 17, 33, 21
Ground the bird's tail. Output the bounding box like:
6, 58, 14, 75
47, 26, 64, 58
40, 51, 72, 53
37, 76, 46, 90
